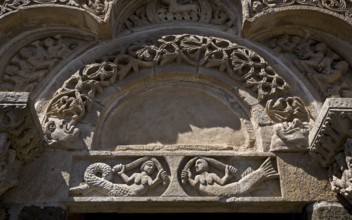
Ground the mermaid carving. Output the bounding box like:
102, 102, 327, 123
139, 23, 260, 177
181, 157, 279, 196
69, 157, 168, 196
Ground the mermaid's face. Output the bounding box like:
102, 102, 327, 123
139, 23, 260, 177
195, 159, 208, 173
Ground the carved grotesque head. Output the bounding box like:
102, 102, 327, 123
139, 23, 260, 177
43, 117, 80, 148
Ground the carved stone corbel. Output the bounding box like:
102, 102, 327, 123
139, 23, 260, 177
309, 98, 352, 204
0, 92, 44, 196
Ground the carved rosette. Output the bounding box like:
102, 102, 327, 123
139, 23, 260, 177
1, 35, 83, 93
309, 98, 352, 205
42, 34, 290, 147
0, 0, 112, 20
266, 34, 352, 98
121, 0, 236, 33
248, 0, 352, 19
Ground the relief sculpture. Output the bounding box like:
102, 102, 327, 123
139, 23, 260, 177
181, 156, 279, 197
69, 157, 169, 196
2, 35, 79, 93
122, 0, 236, 33
248, 0, 352, 18
266, 97, 311, 152
266, 34, 352, 98
43, 34, 289, 148
329, 138, 352, 203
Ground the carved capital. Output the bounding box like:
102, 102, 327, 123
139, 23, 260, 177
0, 92, 43, 162
0, 92, 43, 196
309, 98, 352, 167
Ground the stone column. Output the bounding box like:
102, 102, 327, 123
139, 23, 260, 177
305, 201, 352, 220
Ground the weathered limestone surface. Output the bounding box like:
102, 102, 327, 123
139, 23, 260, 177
1, 0, 352, 219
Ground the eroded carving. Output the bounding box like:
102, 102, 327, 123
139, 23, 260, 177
248, 0, 352, 18
181, 156, 279, 196
0, 92, 43, 196
69, 157, 169, 196
43, 34, 290, 147
0, 132, 18, 195
0, 92, 43, 162
267, 34, 352, 98
2, 35, 80, 93
329, 138, 352, 203
266, 97, 311, 152
121, 0, 235, 33
0, 0, 111, 19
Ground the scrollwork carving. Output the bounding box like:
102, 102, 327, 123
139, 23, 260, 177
1, 35, 80, 93
180, 156, 279, 196
69, 156, 169, 196
248, 0, 352, 18
266, 97, 311, 152
43, 34, 290, 147
267, 34, 352, 98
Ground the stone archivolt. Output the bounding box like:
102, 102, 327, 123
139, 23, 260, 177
0, 0, 112, 20
248, 0, 352, 19
120, 0, 237, 34
266, 34, 351, 98
42, 34, 290, 148
1, 35, 82, 93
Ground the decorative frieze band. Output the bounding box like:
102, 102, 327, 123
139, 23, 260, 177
69, 153, 281, 198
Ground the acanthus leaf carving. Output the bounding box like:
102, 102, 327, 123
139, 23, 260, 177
180, 156, 279, 197
266, 97, 311, 152
266, 34, 352, 98
1, 35, 81, 93
69, 156, 169, 197
43, 34, 290, 147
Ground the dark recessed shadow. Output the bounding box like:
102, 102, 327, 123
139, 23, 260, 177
69, 212, 305, 220
99, 87, 249, 149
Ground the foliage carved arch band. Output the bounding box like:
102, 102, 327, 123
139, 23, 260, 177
42, 34, 290, 147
